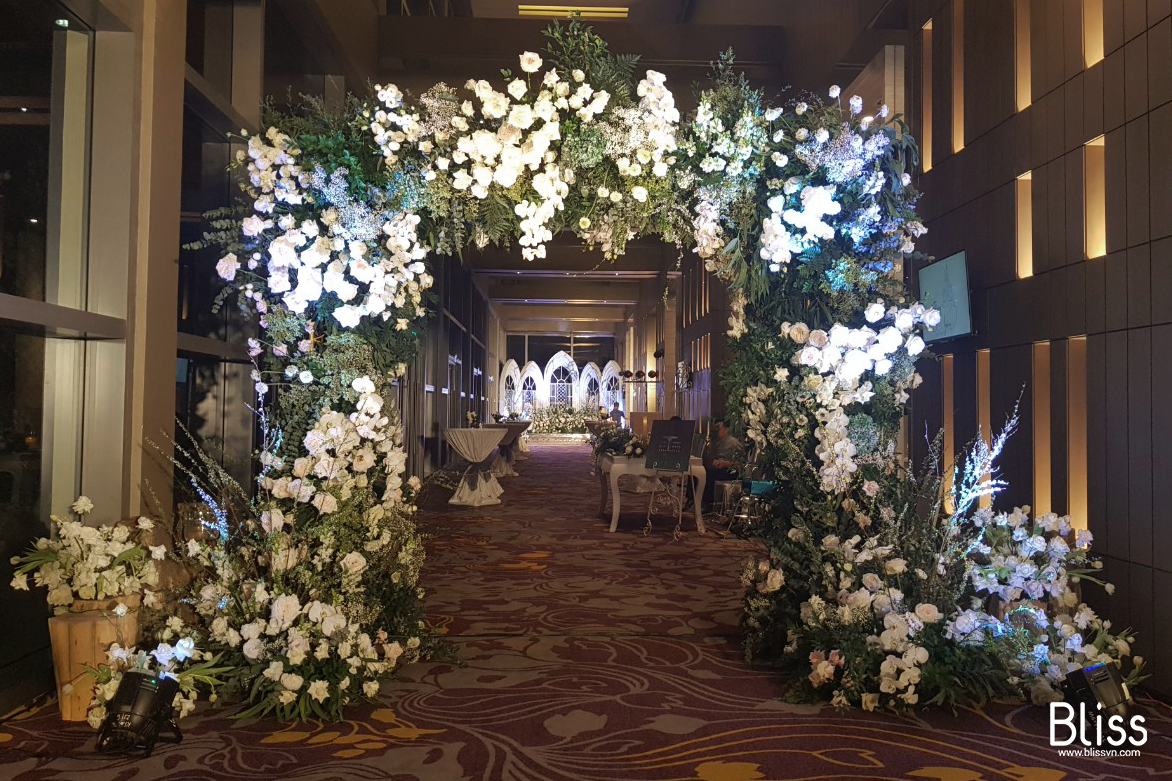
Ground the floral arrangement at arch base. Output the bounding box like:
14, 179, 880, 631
169, 17, 1139, 719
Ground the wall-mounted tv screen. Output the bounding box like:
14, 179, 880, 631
917, 251, 972, 342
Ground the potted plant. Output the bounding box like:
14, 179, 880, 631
9, 496, 163, 719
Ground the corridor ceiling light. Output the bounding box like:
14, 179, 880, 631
55, 18, 69, 27
518, 5, 629, 18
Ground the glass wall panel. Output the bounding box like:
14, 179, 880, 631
0, 2, 91, 304
0, 325, 77, 709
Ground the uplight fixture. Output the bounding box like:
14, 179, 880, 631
517, 5, 629, 19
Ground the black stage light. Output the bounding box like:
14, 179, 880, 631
1065, 660, 1131, 716
95, 670, 183, 757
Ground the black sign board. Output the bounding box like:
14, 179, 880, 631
644, 419, 697, 472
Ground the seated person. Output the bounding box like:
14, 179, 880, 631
599, 406, 609, 420
702, 416, 742, 508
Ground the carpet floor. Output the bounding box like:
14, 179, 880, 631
2, 442, 1170, 780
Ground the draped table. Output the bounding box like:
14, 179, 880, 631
444, 427, 508, 506
485, 421, 531, 477
598, 454, 706, 533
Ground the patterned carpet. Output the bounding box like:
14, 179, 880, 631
2, 442, 1170, 780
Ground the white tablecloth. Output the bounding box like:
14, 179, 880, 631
485, 421, 531, 477
445, 428, 507, 506
597, 454, 706, 533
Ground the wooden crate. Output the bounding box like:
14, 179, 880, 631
47, 608, 139, 721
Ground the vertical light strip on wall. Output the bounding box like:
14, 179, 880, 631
1016, 171, 1033, 277
1083, 0, 1104, 67
952, 0, 964, 153
977, 348, 992, 508
922, 20, 933, 172
1084, 136, 1106, 258
1015, 0, 1031, 111
942, 354, 955, 510
1067, 337, 1088, 529
1032, 341, 1052, 514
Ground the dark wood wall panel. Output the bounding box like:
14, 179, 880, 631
912, 0, 1171, 693
1154, 238, 1172, 325
991, 345, 1032, 508
1126, 116, 1150, 247
1049, 338, 1069, 515
1150, 325, 1172, 565
1087, 334, 1109, 554
1104, 330, 1130, 561
952, 350, 978, 454
1126, 328, 1152, 567
1105, 128, 1128, 254
1125, 34, 1149, 122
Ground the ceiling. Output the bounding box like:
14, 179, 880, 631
272, 0, 909, 338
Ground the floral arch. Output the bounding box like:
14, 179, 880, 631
155, 19, 1135, 725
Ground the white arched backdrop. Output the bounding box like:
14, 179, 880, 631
499, 355, 624, 418
579, 362, 601, 411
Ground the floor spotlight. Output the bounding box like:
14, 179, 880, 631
95, 670, 183, 757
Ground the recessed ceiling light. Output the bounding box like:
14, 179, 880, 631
29, 218, 39, 224
55, 18, 69, 27
518, 5, 629, 19
20, 107, 27, 112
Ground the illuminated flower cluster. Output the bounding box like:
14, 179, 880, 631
744, 303, 938, 492
955, 507, 1141, 703
258, 376, 410, 539
220, 135, 433, 332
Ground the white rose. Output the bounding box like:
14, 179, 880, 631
340, 551, 368, 575
807, 329, 829, 348
322, 613, 348, 636
307, 679, 329, 703
631, 186, 648, 202
242, 638, 265, 660
789, 322, 811, 343
905, 335, 925, 356
507, 78, 527, 100
914, 603, 942, 623
864, 302, 885, 323
279, 672, 304, 691
216, 253, 240, 281
312, 492, 339, 514
519, 51, 542, 73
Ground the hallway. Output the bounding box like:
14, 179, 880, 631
2, 443, 1170, 779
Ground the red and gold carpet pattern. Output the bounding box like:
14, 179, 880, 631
2, 443, 1169, 779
